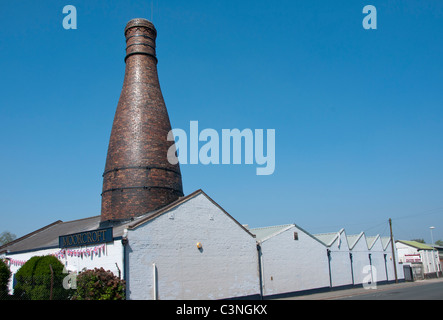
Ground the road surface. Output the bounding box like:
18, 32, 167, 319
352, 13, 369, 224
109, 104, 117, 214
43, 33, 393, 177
282, 278, 443, 300
337, 278, 443, 300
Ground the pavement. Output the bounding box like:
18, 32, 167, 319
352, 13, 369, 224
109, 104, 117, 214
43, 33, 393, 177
278, 277, 443, 300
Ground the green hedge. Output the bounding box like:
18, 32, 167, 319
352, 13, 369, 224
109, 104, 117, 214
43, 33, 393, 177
14, 255, 72, 300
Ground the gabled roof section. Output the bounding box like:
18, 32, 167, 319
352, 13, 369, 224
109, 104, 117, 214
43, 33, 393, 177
380, 237, 392, 250
396, 240, 434, 250
347, 232, 367, 250
250, 224, 293, 242
366, 235, 380, 250
250, 223, 328, 246
127, 189, 255, 238
314, 228, 346, 247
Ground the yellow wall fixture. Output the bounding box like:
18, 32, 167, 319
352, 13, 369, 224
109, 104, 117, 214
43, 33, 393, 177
196, 242, 202, 249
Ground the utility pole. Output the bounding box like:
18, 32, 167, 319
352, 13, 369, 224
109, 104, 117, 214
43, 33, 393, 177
389, 218, 398, 283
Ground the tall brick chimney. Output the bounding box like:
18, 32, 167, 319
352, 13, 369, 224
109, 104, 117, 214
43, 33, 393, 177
101, 18, 184, 222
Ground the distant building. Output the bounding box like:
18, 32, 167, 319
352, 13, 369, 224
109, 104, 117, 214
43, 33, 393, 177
396, 240, 442, 279
431, 245, 443, 267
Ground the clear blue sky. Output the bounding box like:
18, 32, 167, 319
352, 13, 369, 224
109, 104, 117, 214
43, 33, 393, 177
1, 0, 442, 243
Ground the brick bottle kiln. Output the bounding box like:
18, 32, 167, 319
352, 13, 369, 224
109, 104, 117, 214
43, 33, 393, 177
101, 18, 184, 223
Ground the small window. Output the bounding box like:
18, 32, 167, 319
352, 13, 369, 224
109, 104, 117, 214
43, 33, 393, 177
293, 232, 299, 240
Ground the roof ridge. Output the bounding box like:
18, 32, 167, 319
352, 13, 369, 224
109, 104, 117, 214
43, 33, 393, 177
314, 231, 339, 236
250, 224, 293, 231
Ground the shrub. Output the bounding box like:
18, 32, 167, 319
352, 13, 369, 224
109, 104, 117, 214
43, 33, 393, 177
0, 259, 11, 298
14, 255, 71, 300
73, 268, 125, 300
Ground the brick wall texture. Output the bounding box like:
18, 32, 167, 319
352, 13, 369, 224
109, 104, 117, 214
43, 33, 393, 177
101, 18, 184, 222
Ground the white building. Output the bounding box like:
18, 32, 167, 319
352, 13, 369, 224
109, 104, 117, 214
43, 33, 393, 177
396, 240, 441, 277
314, 229, 354, 288
347, 232, 372, 285
366, 235, 388, 284
250, 224, 330, 298
0, 189, 407, 300
125, 190, 261, 300
1, 216, 126, 294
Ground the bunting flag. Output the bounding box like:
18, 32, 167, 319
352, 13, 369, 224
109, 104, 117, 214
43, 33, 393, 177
8, 244, 107, 268
51, 244, 106, 260
9, 259, 27, 267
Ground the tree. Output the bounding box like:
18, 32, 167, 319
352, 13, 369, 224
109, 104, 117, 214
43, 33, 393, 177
0, 231, 16, 246
0, 259, 11, 298
73, 268, 125, 300
411, 238, 425, 243
435, 240, 443, 246
14, 255, 71, 300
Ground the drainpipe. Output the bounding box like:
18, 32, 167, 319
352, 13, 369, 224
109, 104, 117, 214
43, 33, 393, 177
256, 243, 264, 300
153, 263, 158, 300
350, 253, 355, 285
383, 254, 389, 283
121, 228, 129, 300
327, 249, 332, 288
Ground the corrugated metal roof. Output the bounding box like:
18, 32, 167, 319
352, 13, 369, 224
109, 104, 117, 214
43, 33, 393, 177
313, 228, 346, 247
381, 237, 391, 250
347, 233, 365, 250
250, 224, 293, 241
313, 232, 339, 246
366, 235, 379, 249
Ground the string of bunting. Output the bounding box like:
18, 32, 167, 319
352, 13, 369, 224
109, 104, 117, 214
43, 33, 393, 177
52, 244, 106, 259
9, 259, 27, 267
6, 244, 106, 267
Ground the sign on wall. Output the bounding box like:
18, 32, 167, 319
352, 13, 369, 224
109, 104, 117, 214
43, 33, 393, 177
404, 254, 422, 263
59, 227, 113, 248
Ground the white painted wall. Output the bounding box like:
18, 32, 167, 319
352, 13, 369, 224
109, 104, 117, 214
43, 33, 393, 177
328, 231, 353, 288
396, 242, 419, 263
258, 225, 330, 297
126, 193, 260, 300
422, 250, 440, 274
368, 237, 388, 283
350, 234, 371, 285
